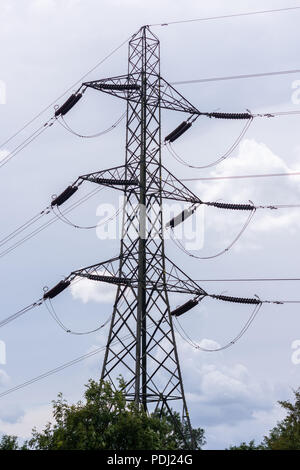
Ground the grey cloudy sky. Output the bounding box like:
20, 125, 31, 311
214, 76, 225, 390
0, 0, 300, 449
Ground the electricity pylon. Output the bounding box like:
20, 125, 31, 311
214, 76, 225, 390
50, 25, 214, 447
78, 26, 210, 446
45, 24, 258, 447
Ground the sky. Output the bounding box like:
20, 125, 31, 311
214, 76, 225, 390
0, 0, 300, 450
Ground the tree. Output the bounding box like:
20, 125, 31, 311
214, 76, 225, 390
262, 388, 300, 450
228, 439, 266, 450
0, 379, 205, 450
229, 388, 300, 450
0, 435, 20, 450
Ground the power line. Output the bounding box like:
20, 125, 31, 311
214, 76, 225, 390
174, 302, 262, 352
150, 5, 300, 27
0, 119, 54, 170
0, 320, 159, 399
182, 171, 300, 181
170, 68, 300, 86
166, 117, 252, 169
0, 344, 107, 399
0, 300, 42, 329
0, 34, 132, 151
170, 208, 255, 260
1, 286, 300, 399
45, 299, 112, 336
0, 186, 104, 259
57, 112, 126, 139
194, 278, 300, 282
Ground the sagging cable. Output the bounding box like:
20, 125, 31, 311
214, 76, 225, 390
166, 116, 253, 169
57, 112, 126, 139
52, 205, 98, 230
52, 198, 124, 231
170, 208, 256, 260
174, 301, 262, 352
45, 298, 111, 336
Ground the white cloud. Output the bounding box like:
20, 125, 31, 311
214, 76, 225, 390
197, 338, 221, 350
177, 334, 281, 429
0, 404, 52, 439
187, 139, 300, 252
205, 403, 286, 449
0, 403, 25, 424
197, 138, 300, 204
70, 276, 117, 304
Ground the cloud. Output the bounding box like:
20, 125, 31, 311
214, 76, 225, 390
204, 403, 286, 449
0, 404, 52, 439
196, 338, 221, 350
197, 138, 300, 206
177, 335, 281, 428
0, 404, 25, 424
187, 139, 300, 252
70, 276, 117, 304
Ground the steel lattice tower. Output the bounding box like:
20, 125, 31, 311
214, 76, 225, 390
103, 31, 175, 408
72, 25, 209, 447
40, 22, 261, 450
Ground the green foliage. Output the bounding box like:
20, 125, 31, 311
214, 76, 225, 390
0, 435, 20, 450
0, 378, 205, 450
262, 389, 300, 450
228, 439, 266, 450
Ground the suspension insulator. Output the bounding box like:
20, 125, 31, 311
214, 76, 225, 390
206, 112, 252, 120
86, 274, 131, 286
205, 201, 254, 211
165, 121, 192, 142
51, 186, 78, 207
91, 178, 139, 186
171, 298, 200, 317
166, 205, 198, 228
55, 93, 83, 117
212, 294, 261, 305
98, 84, 140, 91
43, 280, 71, 300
